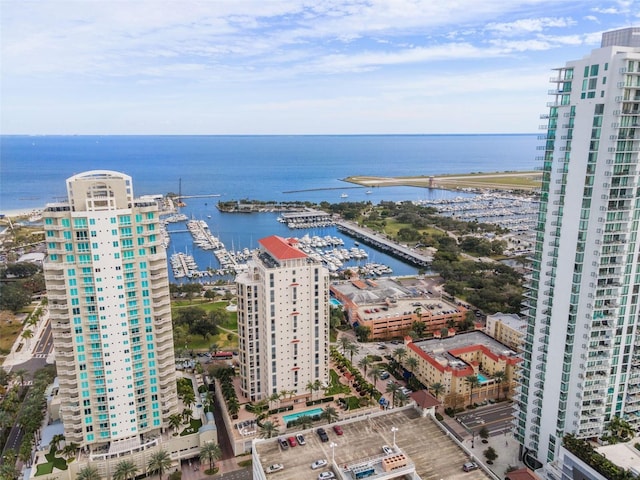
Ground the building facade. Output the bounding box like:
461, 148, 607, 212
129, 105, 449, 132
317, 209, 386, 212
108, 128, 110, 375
485, 313, 526, 352
405, 331, 519, 408
330, 278, 467, 340
236, 235, 330, 402
516, 28, 640, 465
43, 170, 179, 451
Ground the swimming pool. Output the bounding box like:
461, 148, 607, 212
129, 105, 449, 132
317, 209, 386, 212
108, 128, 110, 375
283, 407, 324, 424
330, 298, 342, 307
477, 373, 489, 383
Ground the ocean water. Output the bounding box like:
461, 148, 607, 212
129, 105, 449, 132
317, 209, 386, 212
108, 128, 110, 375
0, 134, 539, 278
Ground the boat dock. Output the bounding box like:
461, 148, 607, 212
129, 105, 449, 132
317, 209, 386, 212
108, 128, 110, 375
278, 209, 334, 228
335, 220, 432, 267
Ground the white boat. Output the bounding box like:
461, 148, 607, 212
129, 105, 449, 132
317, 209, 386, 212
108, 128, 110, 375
366, 190, 372, 194
340, 193, 348, 198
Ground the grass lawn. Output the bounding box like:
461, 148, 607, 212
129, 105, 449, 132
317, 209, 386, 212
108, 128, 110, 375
0, 313, 22, 355
180, 418, 203, 436
172, 300, 239, 352
35, 451, 68, 475
327, 369, 351, 395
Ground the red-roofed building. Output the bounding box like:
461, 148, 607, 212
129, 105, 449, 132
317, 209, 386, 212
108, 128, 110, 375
405, 331, 520, 408
235, 235, 330, 402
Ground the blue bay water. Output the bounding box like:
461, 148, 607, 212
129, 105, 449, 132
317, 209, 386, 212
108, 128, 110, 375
0, 134, 539, 278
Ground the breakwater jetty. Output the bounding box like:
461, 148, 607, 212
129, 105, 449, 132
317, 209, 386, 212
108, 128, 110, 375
334, 220, 432, 267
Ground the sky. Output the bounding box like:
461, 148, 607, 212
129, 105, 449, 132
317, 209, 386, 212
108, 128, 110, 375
1, 0, 639, 135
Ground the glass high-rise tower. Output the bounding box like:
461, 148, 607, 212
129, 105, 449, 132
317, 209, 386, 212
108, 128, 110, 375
516, 28, 640, 466
43, 170, 178, 450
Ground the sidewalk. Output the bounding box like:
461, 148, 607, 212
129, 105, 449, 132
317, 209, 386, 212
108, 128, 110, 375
2, 303, 51, 370
441, 414, 523, 478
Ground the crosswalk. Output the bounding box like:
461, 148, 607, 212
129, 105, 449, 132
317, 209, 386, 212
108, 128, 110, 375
33, 353, 48, 359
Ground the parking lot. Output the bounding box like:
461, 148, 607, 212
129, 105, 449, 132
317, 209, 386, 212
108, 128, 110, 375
254, 407, 492, 480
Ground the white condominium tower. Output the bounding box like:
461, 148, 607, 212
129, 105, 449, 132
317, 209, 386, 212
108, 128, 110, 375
236, 235, 330, 402
516, 28, 640, 466
43, 170, 178, 450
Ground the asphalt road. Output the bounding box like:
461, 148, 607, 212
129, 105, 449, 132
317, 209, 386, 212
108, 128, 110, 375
456, 402, 515, 437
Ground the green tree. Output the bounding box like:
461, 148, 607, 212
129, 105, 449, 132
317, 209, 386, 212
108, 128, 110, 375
392, 347, 407, 366
367, 365, 383, 393
405, 356, 418, 374
494, 370, 506, 401
61, 442, 79, 461
345, 342, 359, 363
322, 405, 339, 424
355, 325, 371, 342
386, 382, 401, 407
50, 433, 65, 453
258, 420, 279, 439
484, 446, 498, 464
113, 459, 139, 480
199, 442, 222, 473
465, 375, 480, 406
358, 356, 372, 377
410, 320, 426, 338
338, 336, 352, 355
430, 382, 445, 401
296, 415, 314, 429
168, 413, 182, 434
147, 450, 172, 480
77, 465, 101, 480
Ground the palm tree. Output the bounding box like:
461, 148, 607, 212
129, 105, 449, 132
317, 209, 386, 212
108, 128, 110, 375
322, 405, 339, 424
296, 415, 314, 429
493, 370, 506, 400
168, 413, 182, 434
182, 408, 193, 425
392, 347, 407, 366
367, 365, 384, 391
358, 356, 372, 377
258, 420, 279, 439
345, 342, 359, 363
77, 465, 101, 480
50, 433, 65, 453
268, 391, 281, 408
396, 391, 409, 407
386, 382, 401, 407
61, 442, 79, 461
113, 459, 138, 480
313, 379, 323, 397
405, 356, 418, 375
147, 450, 172, 480
208, 342, 219, 356
430, 382, 445, 401
21, 329, 34, 347
14, 368, 28, 387
182, 390, 196, 409
465, 375, 480, 406
306, 381, 316, 401
199, 442, 222, 473
338, 336, 352, 355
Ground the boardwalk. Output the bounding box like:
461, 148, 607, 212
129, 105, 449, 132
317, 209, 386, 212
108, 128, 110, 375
334, 220, 432, 267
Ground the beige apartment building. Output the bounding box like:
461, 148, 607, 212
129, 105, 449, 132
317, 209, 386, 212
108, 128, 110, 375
405, 330, 520, 407
235, 235, 330, 402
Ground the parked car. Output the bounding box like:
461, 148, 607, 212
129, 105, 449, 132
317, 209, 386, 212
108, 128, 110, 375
278, 437, 289, 450
380, 371, 390, 380
333, 425, 343, 435
318, 472, 336, 480
287, 436, 297, 447
462, 462, 479, 472
265, 464, 284, 474
316, 427, 329, 442
311, 459, 328, 470
382, 445, 393, 455
296, 433, 306, 445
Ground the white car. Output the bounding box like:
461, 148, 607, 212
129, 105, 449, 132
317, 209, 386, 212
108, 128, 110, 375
296, 433, 306, 445
318, 472, 336, 480
311, 459, 328, 470
265, 464, 284, 474
382, 445, 393, 455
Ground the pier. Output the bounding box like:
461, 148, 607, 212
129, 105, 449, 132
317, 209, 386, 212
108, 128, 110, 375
335, 220, 432, 267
